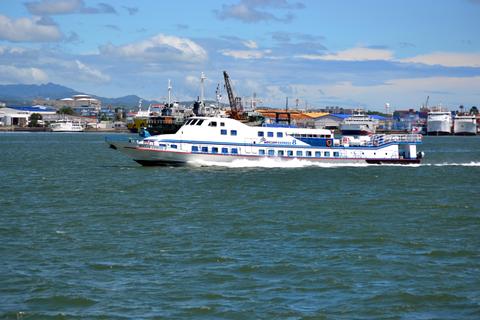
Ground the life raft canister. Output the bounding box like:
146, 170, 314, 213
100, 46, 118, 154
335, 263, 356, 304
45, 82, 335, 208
326, 139, 333, 147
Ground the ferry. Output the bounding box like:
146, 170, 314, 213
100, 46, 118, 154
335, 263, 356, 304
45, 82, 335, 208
427, 109, 452, 135
453, 114, 477, 135
106, 116, 424, 166
340, 112, 377, 135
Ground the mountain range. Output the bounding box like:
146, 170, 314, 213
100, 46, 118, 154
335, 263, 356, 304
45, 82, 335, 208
0, 83, 157, 108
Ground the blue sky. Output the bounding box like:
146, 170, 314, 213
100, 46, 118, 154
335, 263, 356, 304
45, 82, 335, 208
1, 0, 479, 111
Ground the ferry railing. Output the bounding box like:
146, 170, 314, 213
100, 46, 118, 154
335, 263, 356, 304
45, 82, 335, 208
338, 134, 422, 147
371, 134, 422, 146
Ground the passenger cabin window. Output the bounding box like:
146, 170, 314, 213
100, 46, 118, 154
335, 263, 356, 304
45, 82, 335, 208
277, 132, 283, 138
333, 152, 339, 157
196, 119, 204, 126
267, 132, 274, 137
296, 151, 303, 157
202, 147, 208, 152
315, 151, 321, 157
221, 129, 227, 135
222, 148, 228, 154
212, 147, 218, 153
208, 121, 217, 127
258, 131, 264, 137
190, 119, 198, 125
278, 150, 284, 156
259, 149, 265, 155
324, 151, 330, 157
306, 151, 312, 157
231, 148, 238, 154
268, 150, 275, 156
220, 122, 225, 126
231, 130, 237, 136
192, 146, 199, 152
287, 150, 293, 156
185, 119, 193, 125
171, 144, 177, 149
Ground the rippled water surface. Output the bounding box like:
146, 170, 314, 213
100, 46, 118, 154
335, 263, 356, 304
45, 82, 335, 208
1, 133, 479, 319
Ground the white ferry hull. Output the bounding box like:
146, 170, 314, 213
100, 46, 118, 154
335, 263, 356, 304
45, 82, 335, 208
427, 111, 452, 135
340, 116, 376, 136
453, 120, 477, 135
427, 120, 451, 135
340, 124, 374, 136
106, 116, 423, 166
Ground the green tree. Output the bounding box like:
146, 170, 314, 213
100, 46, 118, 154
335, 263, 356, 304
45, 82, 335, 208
58, 106, 74, 115
29, 113, 42, 127
470, 106, 478, 115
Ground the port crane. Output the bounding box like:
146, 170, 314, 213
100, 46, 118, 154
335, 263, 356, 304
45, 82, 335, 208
223, 71, 243, 120
423, 96, 429, 109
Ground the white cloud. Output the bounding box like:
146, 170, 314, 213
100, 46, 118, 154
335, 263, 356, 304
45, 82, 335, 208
243, 40, 258, 49
0, 15, 62, 42
319, 76, 480, 108
184, 74, 214, 93
295, 46, 480, 68
259, 75, 480, 108
0, 65, 48, 84
185, 75, 199, 87
100, 34, 207, 62
220, 49, 271, 59
399, 52, 480, 67
214, 0, 303, 23
25, 0, 82, 15
0, 46, 27, 55
75, 60, 110, 82
25, 0, 116, 15
296, 47, 394, 61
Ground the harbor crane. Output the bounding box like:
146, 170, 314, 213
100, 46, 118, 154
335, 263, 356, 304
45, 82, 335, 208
223, 71, 243, 120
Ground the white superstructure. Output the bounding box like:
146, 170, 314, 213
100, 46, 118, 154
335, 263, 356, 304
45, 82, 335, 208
453, 114, 477, 135
427, 110, 452, 135
106, 116, 423, 166
340, 113, 377, 135
50, 119, 85, 132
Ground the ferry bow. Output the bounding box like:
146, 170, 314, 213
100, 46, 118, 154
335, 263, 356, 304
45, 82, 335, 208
106, 116, 424, 166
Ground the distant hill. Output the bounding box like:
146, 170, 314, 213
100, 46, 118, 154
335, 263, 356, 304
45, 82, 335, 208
0, 83, 80, 105
98, 95, 147, 108
0, 83, 157, 108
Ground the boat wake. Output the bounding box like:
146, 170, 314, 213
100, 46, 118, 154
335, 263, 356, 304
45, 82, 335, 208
423, 161, 480, 167
192, 158, 377, 168
189, 159, 480, 169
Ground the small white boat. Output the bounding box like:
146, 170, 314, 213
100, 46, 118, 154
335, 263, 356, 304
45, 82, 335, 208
453, 114, 477, 135
50, 119, 85, 132
106, 116, 424, 166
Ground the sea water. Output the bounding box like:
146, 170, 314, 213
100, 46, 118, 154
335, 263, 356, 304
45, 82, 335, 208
0, 133, 479, 319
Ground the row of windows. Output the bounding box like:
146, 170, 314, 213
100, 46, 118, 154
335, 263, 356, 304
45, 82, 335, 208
258, 149, 340, 158
192, 146, 238, 154
208, 121, 225, 127
185, 119, 226, 127
291, 133, 331, 138
258, 131, 283, 138
220, 129, 237, 136
257, 131, 331, 138
185, 119, 205, 126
